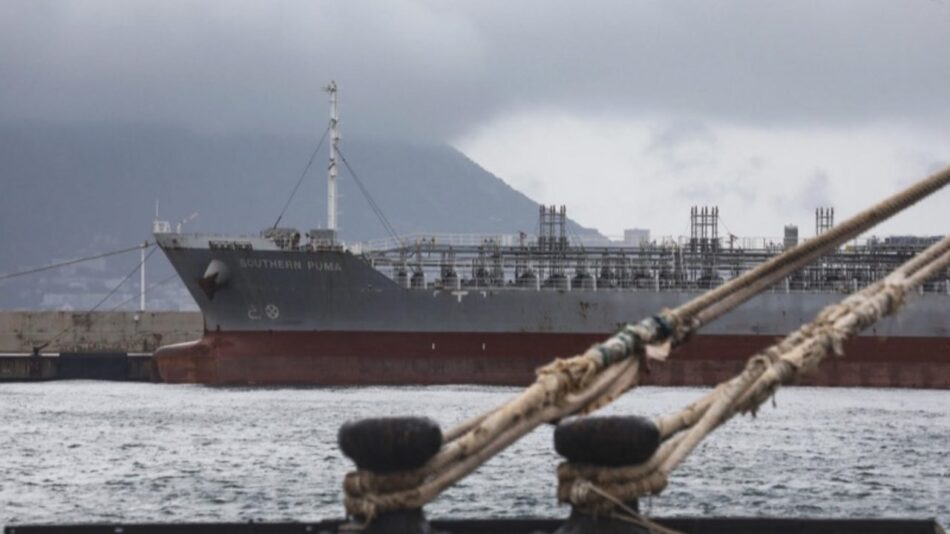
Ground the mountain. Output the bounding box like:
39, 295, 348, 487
0, 121, 603, 309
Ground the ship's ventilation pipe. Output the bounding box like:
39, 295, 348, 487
411, 271, 426, 289
396, 269, 410, 289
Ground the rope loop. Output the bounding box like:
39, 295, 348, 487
336, 165, 949, 521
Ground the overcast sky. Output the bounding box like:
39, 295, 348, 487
2, 0, 948, 238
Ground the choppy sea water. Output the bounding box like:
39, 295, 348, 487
0, 382, 946, 527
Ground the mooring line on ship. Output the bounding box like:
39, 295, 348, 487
105, 272, 180, 313
33, 245, 159, 353
0, 241, 153, 282
337, 146, 403, 245
272, 124, 332, 230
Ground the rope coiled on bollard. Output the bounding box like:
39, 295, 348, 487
343, 166, 950, 521
558, 235, 950, 513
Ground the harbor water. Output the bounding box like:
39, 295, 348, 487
0, 382, 947, 526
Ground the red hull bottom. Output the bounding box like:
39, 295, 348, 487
153, 331, 950, 388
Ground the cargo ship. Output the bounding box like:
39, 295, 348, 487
152, 83, 950, 388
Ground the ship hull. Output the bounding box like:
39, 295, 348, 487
152, 237, 950, 388
153, 330, 950, 388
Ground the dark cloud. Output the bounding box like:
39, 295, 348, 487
1, 0, 949, 141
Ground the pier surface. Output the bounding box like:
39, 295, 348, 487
4, 518, 945, 534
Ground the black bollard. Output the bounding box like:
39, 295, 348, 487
338, 417, 443, 534
553, 416, 661, 534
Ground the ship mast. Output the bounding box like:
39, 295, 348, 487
325, 81, 340, 232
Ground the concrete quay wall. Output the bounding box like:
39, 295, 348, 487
0, 353, 155, 382
0, 311, 203, 353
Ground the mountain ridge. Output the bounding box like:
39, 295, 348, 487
0, 121, 603, 309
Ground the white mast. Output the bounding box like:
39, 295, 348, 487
139, 240, 147, 312
324, 80, 340, 232
142, 201, 158, 312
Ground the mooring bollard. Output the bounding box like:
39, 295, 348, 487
338, 417, 442, 534
553, 416, 661, 534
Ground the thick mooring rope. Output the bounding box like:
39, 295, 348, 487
558, 235, 950, 513
343, 166, 950, 520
